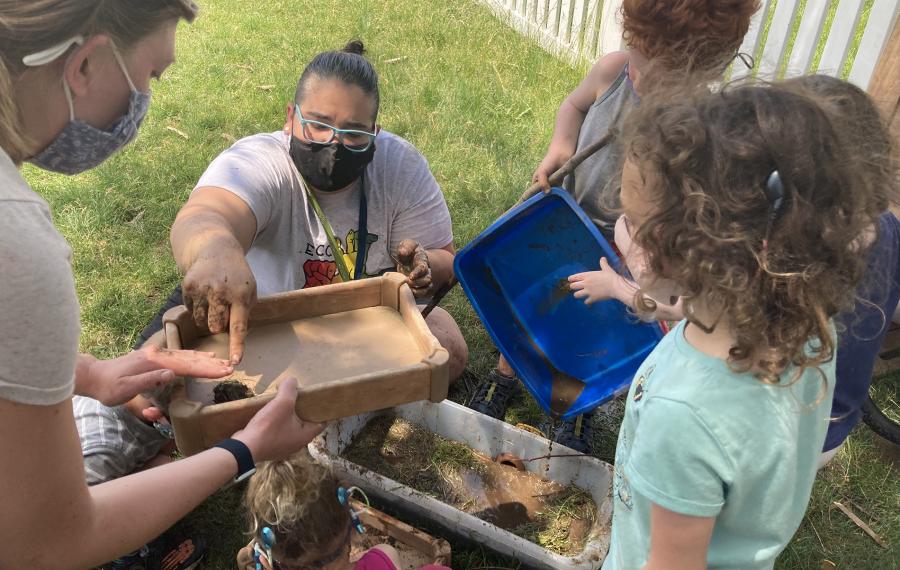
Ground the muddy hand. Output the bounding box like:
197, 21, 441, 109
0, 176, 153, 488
395, 239, 433, 298
182, 252, 257, 364
233, 378, 325, 463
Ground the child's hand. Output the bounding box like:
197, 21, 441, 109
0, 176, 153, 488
568, 258, 620, 305
532, 150, 571, 192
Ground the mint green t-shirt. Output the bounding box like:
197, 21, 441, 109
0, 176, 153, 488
603, 320, 834, 570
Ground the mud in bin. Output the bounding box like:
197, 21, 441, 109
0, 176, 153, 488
310, 400, 613, 570
164, 273, 450, 456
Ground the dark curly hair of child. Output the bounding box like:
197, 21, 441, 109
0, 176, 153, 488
622, 79, 897, 383
783, 74, 896, 215
622, 0, 761, 71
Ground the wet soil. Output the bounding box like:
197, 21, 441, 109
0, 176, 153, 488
212, 380, 254, 404
549, 372, 586, 418
343, 416, 596, 556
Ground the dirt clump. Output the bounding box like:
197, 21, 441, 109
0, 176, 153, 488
212, 380, 254, 403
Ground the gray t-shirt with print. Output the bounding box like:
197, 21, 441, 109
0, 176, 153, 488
195, 130, 453, 296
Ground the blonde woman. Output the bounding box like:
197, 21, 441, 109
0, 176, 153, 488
0, 2, 322, 568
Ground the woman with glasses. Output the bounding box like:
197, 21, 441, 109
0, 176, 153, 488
86, 40, 467, 496
167, 39, 466, 377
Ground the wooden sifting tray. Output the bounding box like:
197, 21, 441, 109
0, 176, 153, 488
164, 273, 449, 456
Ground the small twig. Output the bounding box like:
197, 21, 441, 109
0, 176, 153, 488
420, 276, 459, 319
490, 62, 507, 95
846, 497, 880, 523
520, 453, 586, 462
809, 518, 828, 553
257, 84, 275, 91
384, 56, 407, 64
833, 501, 888, 549
165, 125, 189, 139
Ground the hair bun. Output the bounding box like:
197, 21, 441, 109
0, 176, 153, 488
343, 40, 366, 56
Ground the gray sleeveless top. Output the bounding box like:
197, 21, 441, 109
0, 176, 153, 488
563, 65, 636, 238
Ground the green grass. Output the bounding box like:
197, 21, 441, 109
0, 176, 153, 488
21, 0, 899, 568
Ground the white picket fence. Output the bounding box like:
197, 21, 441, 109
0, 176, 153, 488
479, 0, 899, 89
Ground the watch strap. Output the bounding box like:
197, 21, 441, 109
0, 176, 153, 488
213, 438, 256, 485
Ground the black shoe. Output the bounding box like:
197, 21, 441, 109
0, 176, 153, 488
548, 413, 594, 454
468, 370, 521, 420
103, 531, 205, 570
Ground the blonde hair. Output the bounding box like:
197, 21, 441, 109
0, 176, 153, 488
0, 0, 198, 163
244, 450, 350, 562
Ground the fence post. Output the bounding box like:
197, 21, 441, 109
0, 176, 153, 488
599, 0, 625, 56
867, 16, 900, 137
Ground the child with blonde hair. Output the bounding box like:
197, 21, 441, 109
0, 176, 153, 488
600, 80, 894, 568
238, 451, 450, 570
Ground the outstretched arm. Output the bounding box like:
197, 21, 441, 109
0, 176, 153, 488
171, 187, 258, 364
0, 379, 322, 570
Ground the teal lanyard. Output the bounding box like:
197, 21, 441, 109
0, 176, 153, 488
304, 174, 368, 282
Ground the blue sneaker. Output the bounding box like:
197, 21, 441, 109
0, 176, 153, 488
468, 370, 521, 420
546, 413, 594, 454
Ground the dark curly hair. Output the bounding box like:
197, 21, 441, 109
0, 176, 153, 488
783, 74, 896, 215
622, 0, 760, 71
623, 80, 896, 383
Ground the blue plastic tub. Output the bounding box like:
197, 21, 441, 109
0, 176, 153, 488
455, 188, 663, 419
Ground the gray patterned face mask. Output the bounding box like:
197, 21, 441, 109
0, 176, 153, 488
28, 44, 151, 175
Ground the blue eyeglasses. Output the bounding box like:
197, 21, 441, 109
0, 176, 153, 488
294, 105, 378, 152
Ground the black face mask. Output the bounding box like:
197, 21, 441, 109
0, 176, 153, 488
289, 136, 376, 192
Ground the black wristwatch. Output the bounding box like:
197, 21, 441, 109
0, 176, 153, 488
213, 438, 256, 486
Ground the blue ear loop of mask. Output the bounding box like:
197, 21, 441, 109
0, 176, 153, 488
252, 487, 371, 569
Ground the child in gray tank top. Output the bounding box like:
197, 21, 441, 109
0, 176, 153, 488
469, 0, 761, 453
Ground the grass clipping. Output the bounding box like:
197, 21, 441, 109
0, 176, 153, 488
343, 416, 596, 557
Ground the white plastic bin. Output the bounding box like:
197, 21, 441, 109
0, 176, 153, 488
309, 400, 613, 570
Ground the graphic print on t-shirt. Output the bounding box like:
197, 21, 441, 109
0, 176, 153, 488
302, 228, 379, 288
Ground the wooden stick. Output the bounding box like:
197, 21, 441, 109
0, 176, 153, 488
420, 276, 458, 319
516, 128, 618, 204
833, 501, 889, 549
